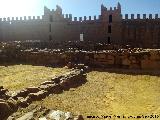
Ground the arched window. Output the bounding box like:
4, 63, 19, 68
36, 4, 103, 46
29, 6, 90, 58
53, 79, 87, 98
109, 15, 112, 23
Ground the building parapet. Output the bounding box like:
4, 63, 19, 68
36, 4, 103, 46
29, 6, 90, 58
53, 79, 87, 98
101, 4, 120, 12
64, 15, 100, 22
123, 14, 159, 20
0, 16, 43, 23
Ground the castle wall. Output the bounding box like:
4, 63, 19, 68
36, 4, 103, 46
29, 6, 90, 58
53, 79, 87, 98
122, 15, 160, 48
0, 3, 160, 48
42, 6, 104, 43
0, 4, 122, 44
0, 17, 49, 42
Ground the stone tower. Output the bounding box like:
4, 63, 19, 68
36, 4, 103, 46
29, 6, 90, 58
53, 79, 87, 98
100, 2, 122, 44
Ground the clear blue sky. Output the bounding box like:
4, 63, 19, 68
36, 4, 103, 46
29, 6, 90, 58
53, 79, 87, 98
0, 0, 159, 18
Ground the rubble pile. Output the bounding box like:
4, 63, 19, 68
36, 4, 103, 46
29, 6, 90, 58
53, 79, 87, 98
8, 107, 84, 120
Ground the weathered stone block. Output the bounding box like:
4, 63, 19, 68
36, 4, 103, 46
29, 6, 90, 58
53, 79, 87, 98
17, 97, 29, 108
48, 84, 63, 94
40, 81, 55, 86
106, 55, 115, 65
13, 89, 29, 99
39, 84, 56, 93
0, 100, 12, 119
28, 90, 48, 101
26, 87, 40, 93
84, 55, 89, 61
0, 88, 8, 95
74, 115, 84, 120
7, 98, 18, 112
122, 58, 130, 66
129, 63, 141, 69
141, 59, 160, 69
59, 79, 70, 90
129, 56, 138, 64
51, 75, 63, 84
150, 50, 160, 60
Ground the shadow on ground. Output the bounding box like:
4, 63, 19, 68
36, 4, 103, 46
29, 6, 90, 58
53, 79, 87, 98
91, 68, 160, 76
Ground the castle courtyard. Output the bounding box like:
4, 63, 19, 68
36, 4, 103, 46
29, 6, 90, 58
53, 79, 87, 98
0, 0, 160, 119
1, 65, 160, 120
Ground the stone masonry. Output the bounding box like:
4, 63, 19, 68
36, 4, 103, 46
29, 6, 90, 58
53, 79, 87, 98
0, 3, 160, 48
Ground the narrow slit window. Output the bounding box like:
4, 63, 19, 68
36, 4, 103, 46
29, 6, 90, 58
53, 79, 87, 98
108, 37, 111, 44
49, 24, 51, 32
108, 25, 111, 33
109, 15, 112, 23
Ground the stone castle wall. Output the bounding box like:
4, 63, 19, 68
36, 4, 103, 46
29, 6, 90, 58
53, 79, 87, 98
0, 3, 160, 48
122, 15, 160, 48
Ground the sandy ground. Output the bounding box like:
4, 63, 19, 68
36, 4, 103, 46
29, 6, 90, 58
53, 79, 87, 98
2, 66, 160, 120
0, 65, 69, 91
36, 69, 160, 120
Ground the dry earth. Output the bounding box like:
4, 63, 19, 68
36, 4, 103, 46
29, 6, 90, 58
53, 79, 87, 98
0, 65, 69, 91
34, 69, 160, 120
1, 65, 160, 120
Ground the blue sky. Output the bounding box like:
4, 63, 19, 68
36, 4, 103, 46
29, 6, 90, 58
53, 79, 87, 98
0, 0, 159, 18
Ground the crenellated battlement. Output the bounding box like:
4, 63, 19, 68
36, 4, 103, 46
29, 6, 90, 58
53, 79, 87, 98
0, 16, 42, 23
0, 14, 101, 24
123, 14, 160, 20
1, 4, 160, 23
63, 15, 100, 22
101, 4, 120, 13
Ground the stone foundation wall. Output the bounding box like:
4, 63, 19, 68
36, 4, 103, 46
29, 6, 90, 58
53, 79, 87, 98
1, 48, 158, 70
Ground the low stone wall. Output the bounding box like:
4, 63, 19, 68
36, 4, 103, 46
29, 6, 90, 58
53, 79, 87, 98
90, 49, 160, 69
0, 47, 160, 69
12, 49, 160, 70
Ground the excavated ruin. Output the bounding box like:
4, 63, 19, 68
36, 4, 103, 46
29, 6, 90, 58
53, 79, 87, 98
0, 66, 87, 120
0, 42, 160, 119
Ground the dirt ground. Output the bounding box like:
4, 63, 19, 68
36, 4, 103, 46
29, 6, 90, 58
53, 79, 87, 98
0, 65, 69, 91
33, 69, 160, 120
2, 65, 160, 120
